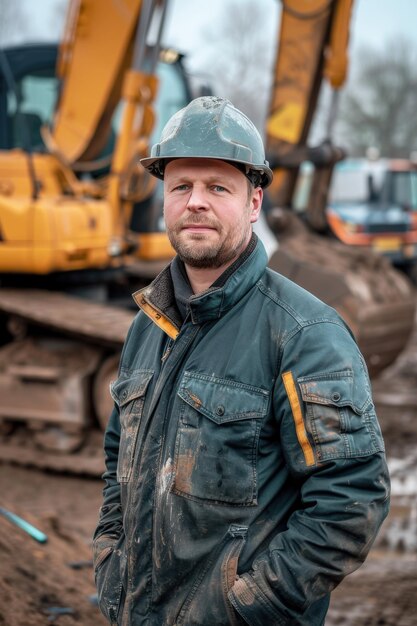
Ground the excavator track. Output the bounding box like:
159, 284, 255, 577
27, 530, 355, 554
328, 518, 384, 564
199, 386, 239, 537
0, 428, 105, 476
0, 289, 135, 348
0, 289, 136, 476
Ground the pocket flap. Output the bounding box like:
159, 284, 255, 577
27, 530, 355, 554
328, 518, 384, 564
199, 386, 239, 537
298, 370, 368, 415
178, 371, 269, 424
110, 371, 153, 407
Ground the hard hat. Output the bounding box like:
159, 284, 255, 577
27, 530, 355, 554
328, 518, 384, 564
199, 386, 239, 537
140, 96, 273, 188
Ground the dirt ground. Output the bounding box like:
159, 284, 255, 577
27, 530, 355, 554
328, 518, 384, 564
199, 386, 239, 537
0, 468, 106, 626
1, 464, 415, 626
1, 320, 417, 626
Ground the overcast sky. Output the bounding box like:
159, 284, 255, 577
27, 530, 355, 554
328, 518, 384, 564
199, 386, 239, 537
5, 0, 417, 115
13, 0, 417, 58
168, 0, 417, 61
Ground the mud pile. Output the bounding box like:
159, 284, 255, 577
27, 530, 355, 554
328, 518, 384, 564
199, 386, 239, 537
0, 507, 105, 626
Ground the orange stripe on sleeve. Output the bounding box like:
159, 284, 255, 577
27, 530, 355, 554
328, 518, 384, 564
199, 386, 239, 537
282, 371, 315, 467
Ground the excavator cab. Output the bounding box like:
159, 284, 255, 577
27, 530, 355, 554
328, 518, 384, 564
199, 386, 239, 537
326, 158, 417, 270
0, 44, 58, 152
0, 43, 191, 175
0, 37, 195, 277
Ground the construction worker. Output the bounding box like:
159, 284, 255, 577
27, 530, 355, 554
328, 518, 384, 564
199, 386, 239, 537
93, 96, 390, 625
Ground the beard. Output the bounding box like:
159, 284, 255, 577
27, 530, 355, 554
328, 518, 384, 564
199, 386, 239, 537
166, 214, 251, 269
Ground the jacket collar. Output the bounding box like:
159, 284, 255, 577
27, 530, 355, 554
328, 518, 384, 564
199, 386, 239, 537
133, 236, 268, 338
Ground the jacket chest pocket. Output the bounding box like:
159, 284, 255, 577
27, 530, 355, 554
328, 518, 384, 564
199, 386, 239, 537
110, 371, 153, 483
172, 372, 269, 506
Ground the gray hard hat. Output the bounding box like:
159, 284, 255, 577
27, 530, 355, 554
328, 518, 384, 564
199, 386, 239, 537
140, 96, 273, 188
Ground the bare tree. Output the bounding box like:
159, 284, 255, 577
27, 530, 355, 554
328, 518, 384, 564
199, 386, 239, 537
196, 0, 278, 131
335, 39, 417, 157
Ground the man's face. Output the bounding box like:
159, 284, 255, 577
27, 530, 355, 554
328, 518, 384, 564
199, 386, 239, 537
163, 158, 262, 269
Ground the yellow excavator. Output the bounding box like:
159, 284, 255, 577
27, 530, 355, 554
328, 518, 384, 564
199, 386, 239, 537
0, 0, 414, 474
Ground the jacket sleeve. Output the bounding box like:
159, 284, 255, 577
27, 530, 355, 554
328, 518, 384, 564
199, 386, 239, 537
228, 320, 390, 625
93, 404, 123, 551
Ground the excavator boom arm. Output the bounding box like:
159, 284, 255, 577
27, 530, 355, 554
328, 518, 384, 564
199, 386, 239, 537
52, 0, 166, 165
267, 0, 354, 207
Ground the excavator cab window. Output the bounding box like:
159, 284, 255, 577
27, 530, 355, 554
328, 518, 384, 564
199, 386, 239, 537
382, 170, 417, 211
0, 44, 58, 151
8, 70, 56, 151
151, 58, 192, 144
328, 160, 390, 206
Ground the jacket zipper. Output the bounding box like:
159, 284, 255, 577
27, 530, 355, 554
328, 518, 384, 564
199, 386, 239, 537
122, 323, 200, 621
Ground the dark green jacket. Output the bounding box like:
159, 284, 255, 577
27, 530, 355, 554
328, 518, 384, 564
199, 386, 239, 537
93, 239, 389, 626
